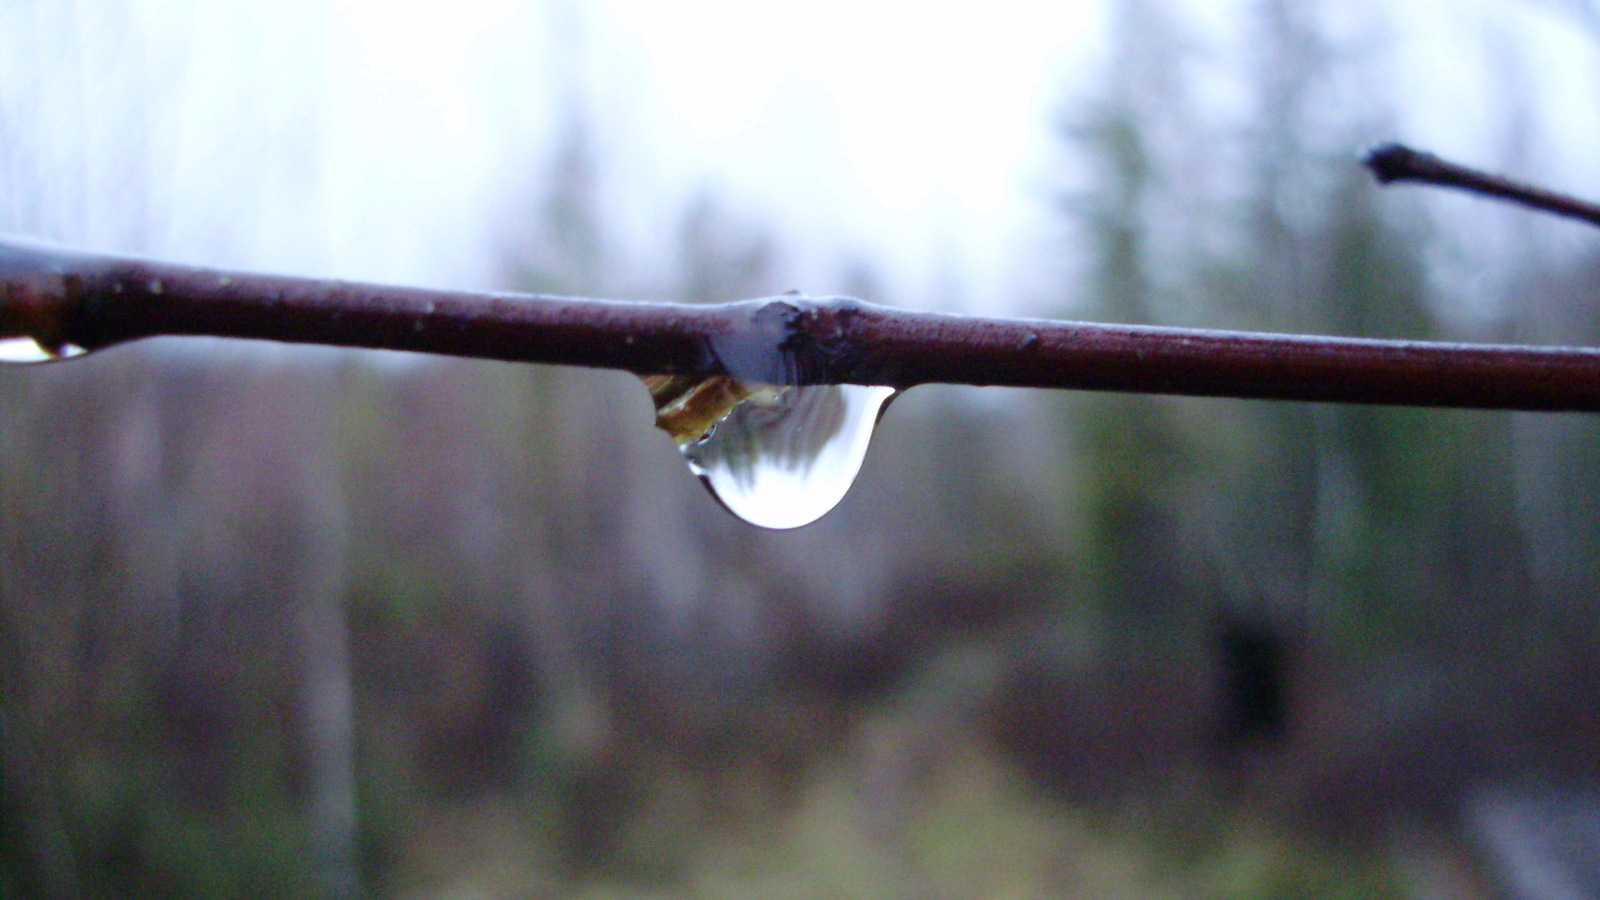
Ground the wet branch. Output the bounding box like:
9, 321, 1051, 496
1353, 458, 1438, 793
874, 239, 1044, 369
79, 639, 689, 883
6, 235, 1600, 411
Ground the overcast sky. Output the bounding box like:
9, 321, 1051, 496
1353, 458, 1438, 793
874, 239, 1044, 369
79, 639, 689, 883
4, 0, 1600, 315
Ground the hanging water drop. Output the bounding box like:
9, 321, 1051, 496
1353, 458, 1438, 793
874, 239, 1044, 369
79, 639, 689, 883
644, 375, 896, 529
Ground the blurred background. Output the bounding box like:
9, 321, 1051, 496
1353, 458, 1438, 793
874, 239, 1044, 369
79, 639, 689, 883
7, 0, 1600, 896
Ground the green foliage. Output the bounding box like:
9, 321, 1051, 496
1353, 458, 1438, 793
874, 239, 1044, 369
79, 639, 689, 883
6, 0, 1599, 895
537, 738, 1404, 900
1049, 0, 1544, 667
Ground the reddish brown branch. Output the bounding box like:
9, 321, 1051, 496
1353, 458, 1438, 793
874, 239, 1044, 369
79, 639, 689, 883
6, 236, 1600, 411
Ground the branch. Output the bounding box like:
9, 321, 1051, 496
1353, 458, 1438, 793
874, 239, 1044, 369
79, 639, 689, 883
6, 235, 1600, 411
1362, 142, 1600, 229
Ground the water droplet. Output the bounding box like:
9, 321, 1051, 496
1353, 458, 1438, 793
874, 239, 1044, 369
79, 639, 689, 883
645, 375, 896, 529
0, 238, 96, 365
0, 337, 87, 363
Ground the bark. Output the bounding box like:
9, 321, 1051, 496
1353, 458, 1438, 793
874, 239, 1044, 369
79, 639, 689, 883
6, 236, 1600, 411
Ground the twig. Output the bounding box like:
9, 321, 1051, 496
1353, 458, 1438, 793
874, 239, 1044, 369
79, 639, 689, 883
6, 236, 1600, 411
1362, 142, 1600, 229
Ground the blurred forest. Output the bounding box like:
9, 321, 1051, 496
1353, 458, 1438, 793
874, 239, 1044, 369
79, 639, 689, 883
7, 0, 1600, 898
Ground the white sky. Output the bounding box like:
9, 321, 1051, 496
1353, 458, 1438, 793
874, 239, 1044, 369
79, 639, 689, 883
585, 0, 1102, 306
3, 0, 1103, 308
5, 0, 1600, 316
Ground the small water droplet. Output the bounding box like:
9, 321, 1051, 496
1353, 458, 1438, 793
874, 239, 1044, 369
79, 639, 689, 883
1, 238, 98, 365
0, 337, 87, 363
645, 375, 896, 529
1018, 331, 1041, 352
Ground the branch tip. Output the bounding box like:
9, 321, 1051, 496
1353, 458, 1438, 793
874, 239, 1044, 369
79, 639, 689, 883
1362, 142, 1600, 229
1361, 142, 1430, 184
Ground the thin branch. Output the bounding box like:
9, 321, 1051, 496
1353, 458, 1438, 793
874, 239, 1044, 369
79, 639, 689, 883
6, 236, 1600, 411
1362, 142, 1600, 229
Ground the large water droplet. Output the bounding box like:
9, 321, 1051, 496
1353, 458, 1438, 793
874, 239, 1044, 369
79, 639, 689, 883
645, 375, 896, 529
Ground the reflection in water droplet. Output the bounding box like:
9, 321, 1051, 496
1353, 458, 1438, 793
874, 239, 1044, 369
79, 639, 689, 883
645, 375, 896, 529
0, 337, 87, 364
